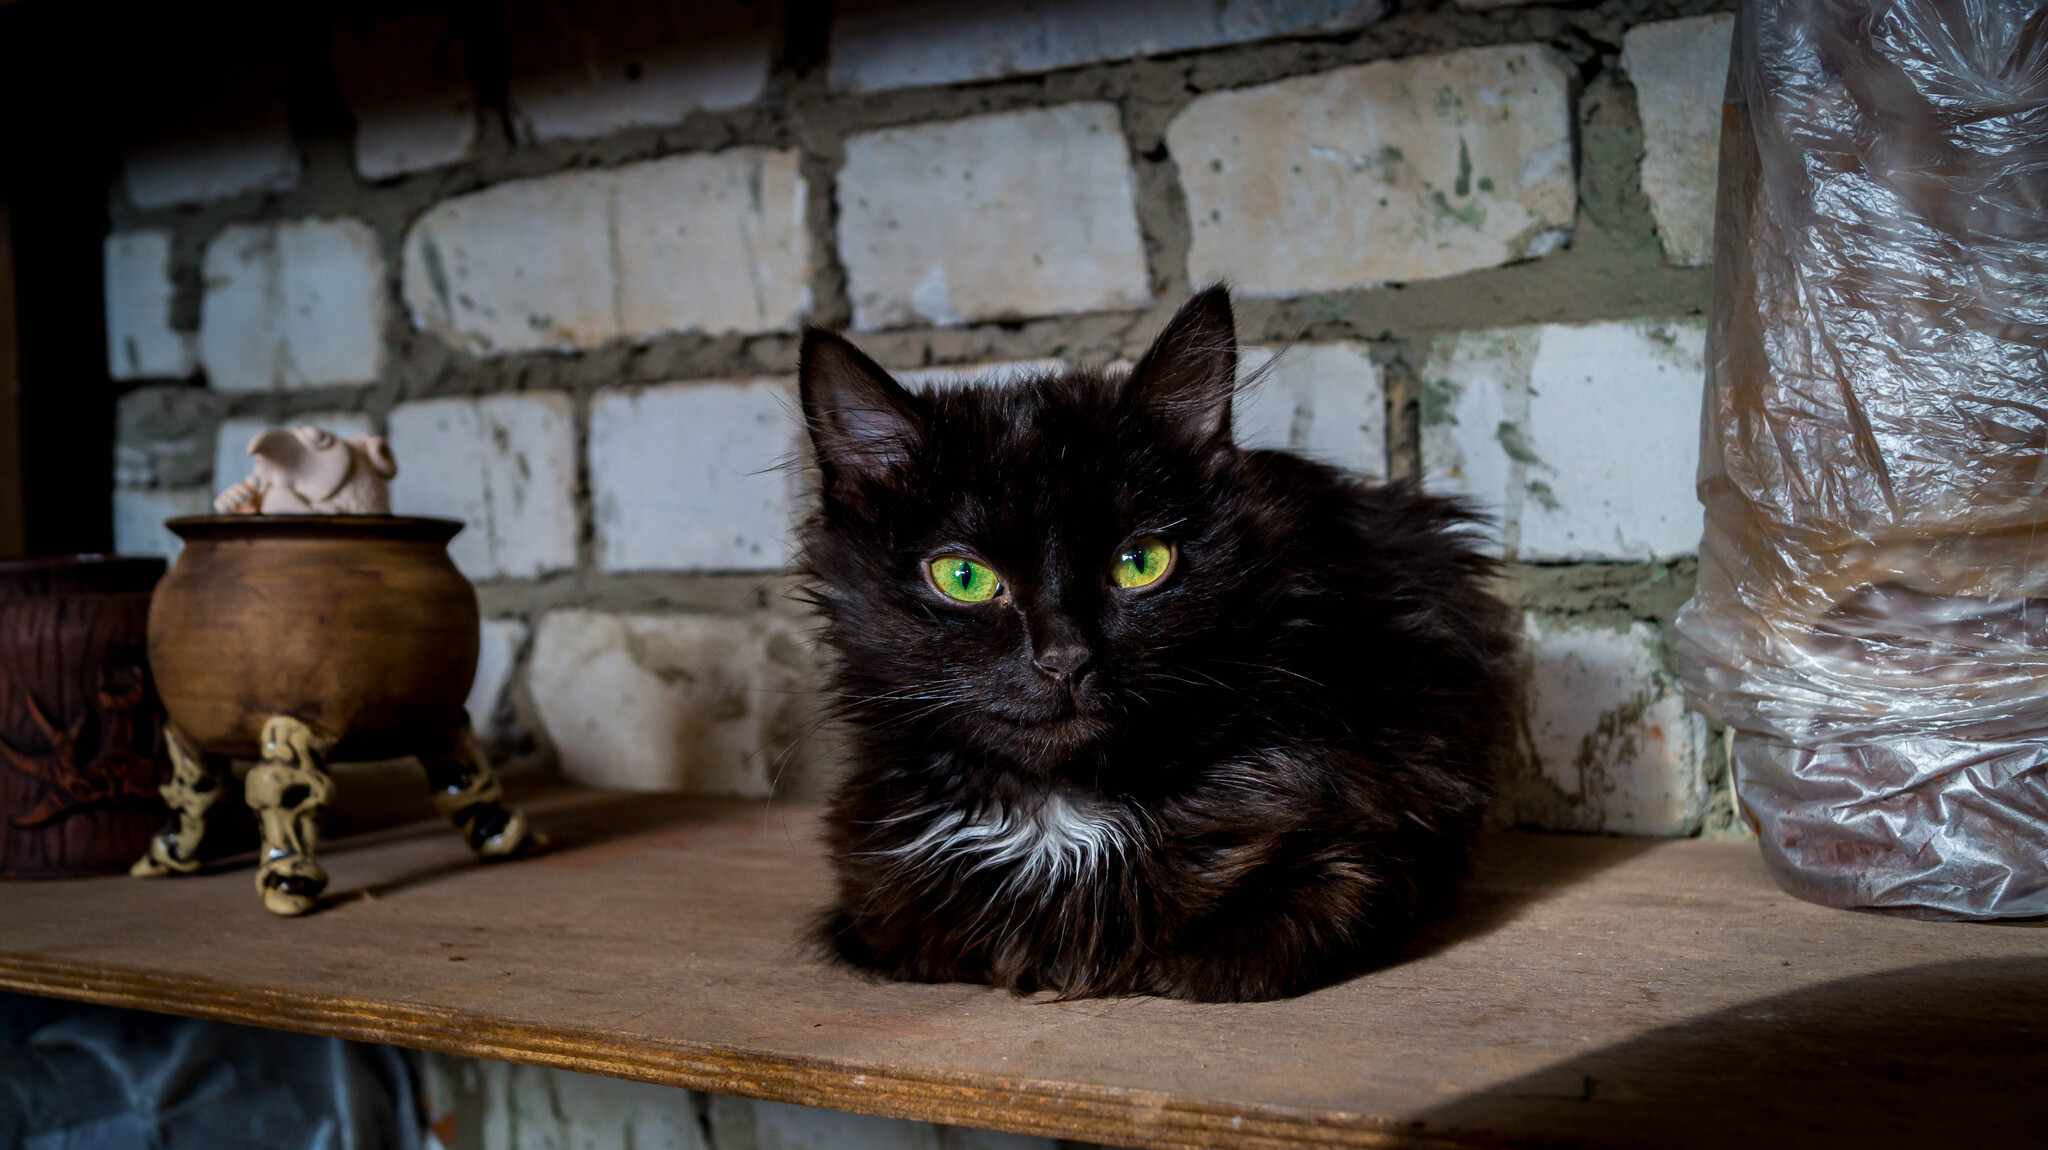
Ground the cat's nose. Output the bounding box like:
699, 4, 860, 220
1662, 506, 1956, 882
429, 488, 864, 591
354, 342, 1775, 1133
1033, 643, 1093, 681
1028, 616, 1095, 682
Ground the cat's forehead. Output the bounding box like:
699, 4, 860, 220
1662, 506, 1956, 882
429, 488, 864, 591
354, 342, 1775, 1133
919, 373, 1120, 465
906, 373, 1195, 542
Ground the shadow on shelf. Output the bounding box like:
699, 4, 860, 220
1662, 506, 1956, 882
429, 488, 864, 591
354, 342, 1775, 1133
1416, 954, 2048, 1148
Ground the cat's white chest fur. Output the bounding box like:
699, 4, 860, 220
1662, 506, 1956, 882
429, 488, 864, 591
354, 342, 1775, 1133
883, 792, 1128, 889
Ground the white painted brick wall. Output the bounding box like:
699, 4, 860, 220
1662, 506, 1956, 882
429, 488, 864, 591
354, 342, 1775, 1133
122, 114, 301, 209
104, 231, 193, 381
334, 13, 479, 180
1622, 14, 1736, 267
1238, 343, 1386, 478
211, 413, 375, 494
506, 0, 772, 142
467, 618, 530, 743
589, 379, 800, 574
527, 609, 823, 794
1170, 45, 1576, 295
386, 393, 580, 580
838, 104, 1152, 331
401, 150, 810, 355
1518, 616, 1709, 836
829, 0, 1386, 92
112, 486, 212, 561
198, 219, 386, 392
1421, 319, 1706, 561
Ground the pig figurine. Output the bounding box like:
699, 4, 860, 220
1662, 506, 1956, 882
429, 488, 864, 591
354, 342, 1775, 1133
214, 426, 398, 515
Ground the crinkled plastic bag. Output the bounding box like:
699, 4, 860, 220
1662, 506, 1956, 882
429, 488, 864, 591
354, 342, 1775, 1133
1675, 0, 2048, 918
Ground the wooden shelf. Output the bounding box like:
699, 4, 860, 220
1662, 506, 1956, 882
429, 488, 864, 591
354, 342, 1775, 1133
0, 788, 2042, 1149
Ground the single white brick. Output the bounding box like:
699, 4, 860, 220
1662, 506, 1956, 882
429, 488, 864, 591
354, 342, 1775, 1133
386, 393, 580, 580
1421, 319, 1705, 561
613, 152, 813, 339
198, 219, 386, 392
401, 149, 809, 355
123, 119, 301, 210
839, 104, 1152, 331
353, 103, 477, 183
506, 0, 771, 141
1171, 45, 1576, 295
829, 0, 1386, 92
467, 617, 530, 741
1521, 322, 1704, 560
112, 486, 212, 562
104, 231, 193, 380
335, 13, 479, 180
1238, 343, 1386, 478
527, 609, 822, 794
211, 413, 374, 495
404, 170, 614, 354
1623, 14, 1736, 267
590, 378, 800, 573
894, 359, 1069, 390
1520, 616, 1710, 836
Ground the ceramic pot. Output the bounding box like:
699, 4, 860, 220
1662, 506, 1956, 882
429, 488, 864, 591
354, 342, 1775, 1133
0, 555, 169, 877
138, 516, 535, 915
148, 515, 478, 762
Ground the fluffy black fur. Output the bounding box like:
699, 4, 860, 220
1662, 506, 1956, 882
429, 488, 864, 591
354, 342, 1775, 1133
796, 288, 1518, 1002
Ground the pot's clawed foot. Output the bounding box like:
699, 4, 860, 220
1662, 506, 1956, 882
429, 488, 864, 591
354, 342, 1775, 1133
132, 725, 229, 878
423, 725, 545, 861
246, 715, 339, 916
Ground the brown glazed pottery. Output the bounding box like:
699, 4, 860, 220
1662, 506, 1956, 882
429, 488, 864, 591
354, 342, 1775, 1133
138, 515, 538, 915
0, 556, 169, 877
149, 515, 477, 761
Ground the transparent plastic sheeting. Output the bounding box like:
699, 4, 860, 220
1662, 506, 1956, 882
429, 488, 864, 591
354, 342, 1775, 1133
1674, 0, 2048, 918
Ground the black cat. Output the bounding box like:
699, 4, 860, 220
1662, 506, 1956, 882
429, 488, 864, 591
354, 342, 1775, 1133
796, 287, 1518, 1002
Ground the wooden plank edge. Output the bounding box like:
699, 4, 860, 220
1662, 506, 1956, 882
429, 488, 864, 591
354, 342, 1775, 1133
0, 956, 1502, 1150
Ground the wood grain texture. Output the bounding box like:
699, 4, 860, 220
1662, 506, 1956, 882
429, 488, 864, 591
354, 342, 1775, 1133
0, 790, 2042, 1149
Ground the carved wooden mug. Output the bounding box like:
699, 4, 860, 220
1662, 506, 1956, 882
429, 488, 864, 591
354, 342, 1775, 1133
0, 557, 169, 877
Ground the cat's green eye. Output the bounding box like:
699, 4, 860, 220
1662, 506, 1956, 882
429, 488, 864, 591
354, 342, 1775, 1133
929, 555, 1002, 603
1111, 537, 1175, 590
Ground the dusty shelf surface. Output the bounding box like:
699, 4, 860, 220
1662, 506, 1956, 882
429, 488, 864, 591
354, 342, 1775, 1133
0, 789, 2042, 1149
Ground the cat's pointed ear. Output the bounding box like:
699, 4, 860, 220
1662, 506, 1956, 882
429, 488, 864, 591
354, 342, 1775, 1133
799, 327, 926, 494
1124, 286, 1237, 465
